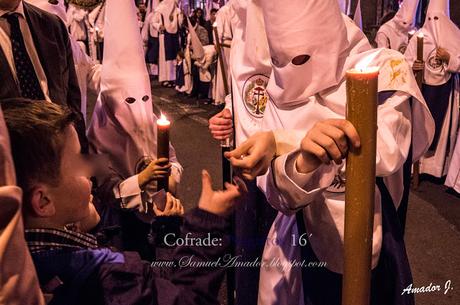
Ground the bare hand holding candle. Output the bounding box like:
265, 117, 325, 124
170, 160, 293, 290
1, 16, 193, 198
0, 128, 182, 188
342, 61, 379, 305
157, 114, 170, 192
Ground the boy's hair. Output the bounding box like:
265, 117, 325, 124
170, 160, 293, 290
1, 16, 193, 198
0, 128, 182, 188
1, 98, 77, 198
210, 8, 218, 14
177, 50, 185, 59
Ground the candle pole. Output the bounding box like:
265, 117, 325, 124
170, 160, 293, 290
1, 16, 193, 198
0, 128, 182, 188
213, 22, 232, 186
342, 66, 379, 305
413, 32, 424, 189
157, 115, 170, 192
213, 24, 230, 97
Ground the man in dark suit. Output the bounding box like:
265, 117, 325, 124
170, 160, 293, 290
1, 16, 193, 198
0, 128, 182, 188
0, 0, 87, 150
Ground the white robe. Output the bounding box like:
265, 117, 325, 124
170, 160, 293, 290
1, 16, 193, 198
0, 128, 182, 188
212, 4, 232, 105
445, 76, 460, 191
226, 0, 272, 145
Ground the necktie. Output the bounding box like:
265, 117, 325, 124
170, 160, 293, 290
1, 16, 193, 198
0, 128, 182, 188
5, 14, 45, 100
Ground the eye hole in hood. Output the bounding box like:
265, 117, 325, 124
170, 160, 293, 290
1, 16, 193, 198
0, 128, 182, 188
292, 54, 311, 65
142, 95, 150, 102
125, 97, 136, 104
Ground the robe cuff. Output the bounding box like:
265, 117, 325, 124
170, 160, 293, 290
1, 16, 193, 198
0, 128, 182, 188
272, 129, 304, 156
272, 150, 336, 212
114, 175, 142, 209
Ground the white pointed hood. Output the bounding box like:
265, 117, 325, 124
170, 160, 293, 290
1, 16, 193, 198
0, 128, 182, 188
353, 0, 363, 30
88, 0, 158, 179
261, 0, 349, 107
26, 0, 67, 25
427, 0, 449, 16
393, 0, 420, 31
187, 16, 205, 60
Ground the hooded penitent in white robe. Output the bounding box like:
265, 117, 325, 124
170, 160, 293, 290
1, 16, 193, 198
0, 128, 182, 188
375, 0, 420, 53
405, 0, 460, 179
86, 2, 106, 63
27, 0, 102, 124
151, 0, 182, 82
212, 2, 233, 105
255, 1, 434, 304
0, 106, 45, 305
87, 0, 182, 213
226, 0, 271, 145
142, 0, 161, 75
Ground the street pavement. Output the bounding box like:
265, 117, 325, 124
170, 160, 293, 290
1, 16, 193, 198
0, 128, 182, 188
150, 82, 460, 305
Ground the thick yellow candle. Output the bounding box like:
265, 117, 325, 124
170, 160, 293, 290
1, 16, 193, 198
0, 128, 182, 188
157, 114, 170, 191
416, 32, 424, 87
416, 32, 424, 61
342, 65, 379, 305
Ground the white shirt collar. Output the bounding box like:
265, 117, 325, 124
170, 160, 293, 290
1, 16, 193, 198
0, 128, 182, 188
0, 1, 25, 19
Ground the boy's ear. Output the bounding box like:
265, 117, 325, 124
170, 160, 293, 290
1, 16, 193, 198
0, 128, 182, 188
29, 185, 56, 218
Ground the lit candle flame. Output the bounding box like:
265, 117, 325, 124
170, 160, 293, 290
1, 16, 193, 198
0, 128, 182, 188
157, 113, 170, 126
354, 52, 380, 72
417, 32, 424, 38
212, 21, 218, 28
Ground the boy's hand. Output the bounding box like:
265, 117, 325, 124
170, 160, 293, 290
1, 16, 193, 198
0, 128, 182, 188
412, 60, 425, 72
436, 47, 450, 64
138, 158, 171, 188
153, 192, 184, 216
296, 119, 361, 174
198, 170, 246, 216
224, 131, 276, 180
208, 108, 233, 141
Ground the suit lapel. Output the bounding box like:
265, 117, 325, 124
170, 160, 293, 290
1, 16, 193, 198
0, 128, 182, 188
23, 3, 61, 102
0, 47, 20, 98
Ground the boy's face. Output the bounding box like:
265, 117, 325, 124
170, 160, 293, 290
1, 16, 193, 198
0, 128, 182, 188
210, 12, 216, 22
46, 126, 92, 226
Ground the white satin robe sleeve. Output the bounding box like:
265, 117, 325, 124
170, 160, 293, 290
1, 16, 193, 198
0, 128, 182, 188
447, 53, 460, 73
113, 157, 182, 210
259, 92, 412, 214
